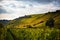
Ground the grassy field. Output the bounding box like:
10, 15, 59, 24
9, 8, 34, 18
5, 28, 60, 40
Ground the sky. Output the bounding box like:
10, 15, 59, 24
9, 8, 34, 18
0, 0, 60, 20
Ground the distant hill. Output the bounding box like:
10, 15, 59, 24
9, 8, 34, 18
6, 10, 60, 28
0, 20, 9, 26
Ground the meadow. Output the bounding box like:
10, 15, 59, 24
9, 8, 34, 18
5, 27, 60, 40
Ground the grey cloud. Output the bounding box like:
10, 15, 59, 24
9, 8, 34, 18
1, 0, 60, 6
16, 0, 60, 4
0, 0, 3, 2
0, 8, 7, 13
16, 0, 55, 3
19, 6, 26, 8
1, 0, 60, 4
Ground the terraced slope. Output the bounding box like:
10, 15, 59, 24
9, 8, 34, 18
6, 10, 60, 28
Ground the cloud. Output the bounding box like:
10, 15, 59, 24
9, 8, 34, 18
1, 0, 60, 6
0, 0, 60, 20
2, 0, 60, 4
0, 13, 24, 20
0, 8, 7, 13
0, 0, 2, 2
16, 0, 60, 4
20, 0, 52, 4
15, 0, 60, 7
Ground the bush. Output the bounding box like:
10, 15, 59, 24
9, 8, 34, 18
46, 17, 55, 28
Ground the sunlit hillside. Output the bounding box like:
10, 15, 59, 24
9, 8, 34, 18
6, 10, 60, 28
0, 10, 60, 40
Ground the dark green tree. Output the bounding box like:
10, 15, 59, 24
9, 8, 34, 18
46, 17, 55, 27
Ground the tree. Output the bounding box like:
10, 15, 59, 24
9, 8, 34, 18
46, 17, 55, 28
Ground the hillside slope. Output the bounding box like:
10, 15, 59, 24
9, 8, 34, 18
6, 10, 60, 28
0, 10, 60, 40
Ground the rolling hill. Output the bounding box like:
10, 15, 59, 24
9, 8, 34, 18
0, 10, 60, 40
6, 10, 60, 29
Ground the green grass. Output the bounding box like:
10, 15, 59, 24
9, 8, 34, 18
5, 28, 60, 40
5, 31, 14, 40
0, 28, 6, 40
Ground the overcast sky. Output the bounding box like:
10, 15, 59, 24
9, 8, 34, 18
0, 0, 60, 20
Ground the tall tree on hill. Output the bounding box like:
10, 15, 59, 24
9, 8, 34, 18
46, 17, 55, 28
